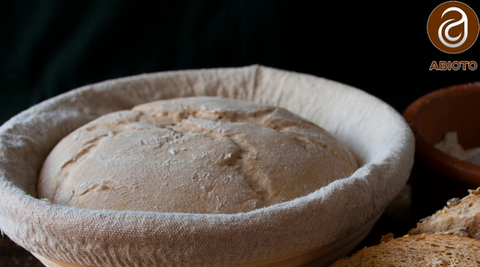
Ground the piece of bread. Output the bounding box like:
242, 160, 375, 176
38, 96, 357, 214
331, 234, 480, 266
408, 188, 480, 240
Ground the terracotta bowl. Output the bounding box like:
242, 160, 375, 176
403, 82, 480, 219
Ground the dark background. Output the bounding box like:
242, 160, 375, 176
1, 1, 480, 265
1, 0, 479, 124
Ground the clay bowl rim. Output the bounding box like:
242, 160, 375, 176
403, 82, 480, 187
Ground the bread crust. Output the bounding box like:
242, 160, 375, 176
331, 234, 480, 267
38, 97, 357, 214
408, 188, 480, 240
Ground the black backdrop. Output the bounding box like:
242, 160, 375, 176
1, 0, 480, 125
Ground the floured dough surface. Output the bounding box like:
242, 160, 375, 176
38, 97, 357, 214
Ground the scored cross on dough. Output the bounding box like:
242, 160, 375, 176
38, 97, 357, 214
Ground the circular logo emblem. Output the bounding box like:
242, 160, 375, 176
427, 1, 479, 54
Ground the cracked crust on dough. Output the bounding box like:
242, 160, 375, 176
38, 97, 358, 214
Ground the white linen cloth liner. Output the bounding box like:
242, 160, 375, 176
0, 65, 414, 267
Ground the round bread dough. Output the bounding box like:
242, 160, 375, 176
38, 97, 358, 214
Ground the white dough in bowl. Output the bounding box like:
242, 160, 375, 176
38, 96, 358, 214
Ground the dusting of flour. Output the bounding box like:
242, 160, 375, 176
38, 97, 358, 214
435, 131, 480, 165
